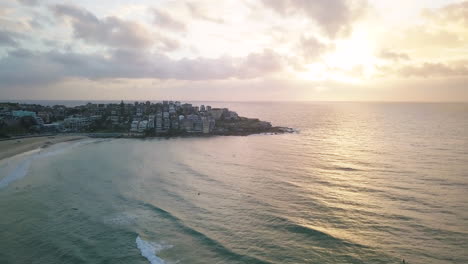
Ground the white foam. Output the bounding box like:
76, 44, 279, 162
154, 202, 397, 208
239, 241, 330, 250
103, 212, 138, 226
136, 236, 172, 264
0, 155, 34, 189
36, 138, 99, 158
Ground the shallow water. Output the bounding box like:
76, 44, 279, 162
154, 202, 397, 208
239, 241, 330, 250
1, 102, 467, 264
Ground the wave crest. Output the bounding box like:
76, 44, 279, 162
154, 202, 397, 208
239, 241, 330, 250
136, 236, 171, 264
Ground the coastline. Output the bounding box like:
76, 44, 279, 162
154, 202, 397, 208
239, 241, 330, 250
0, 135, 88, 161
0, 127, 295, 161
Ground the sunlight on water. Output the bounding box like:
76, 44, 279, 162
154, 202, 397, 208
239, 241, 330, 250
1, 103, 467, 264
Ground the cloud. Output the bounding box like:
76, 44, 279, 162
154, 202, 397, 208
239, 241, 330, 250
377, 61, 468, 78
186, 2, 224, 24
378, 50, 410, 62
51, 4, 155, 49
261, 0, 368, 38
398, 62, 468, 78
0, 48, 285, 87
422, 1, 468, 26
17, 0, 39, 6
152, 8, 186, 32
299, 36, 333, 61
400, 26, 464, 49
379, 2, 468, 62
0, 30, 25, 46
237, 49, 284, 78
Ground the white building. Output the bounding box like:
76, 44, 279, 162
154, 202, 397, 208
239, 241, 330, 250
130, 121, 139, 132
138, 120, 148, 132
63, 117, 90, 131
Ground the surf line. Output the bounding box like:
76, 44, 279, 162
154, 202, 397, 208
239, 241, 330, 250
136, 236, 172, 264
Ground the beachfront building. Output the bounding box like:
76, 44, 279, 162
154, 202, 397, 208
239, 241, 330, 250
63, 117, 91, 131
34, 116, 45, 126
109, 116, 119, 125
12, 110, 36, 118
37, 112, 51, 123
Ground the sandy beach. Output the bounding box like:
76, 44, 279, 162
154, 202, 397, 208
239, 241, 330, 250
0, 135, 88, 161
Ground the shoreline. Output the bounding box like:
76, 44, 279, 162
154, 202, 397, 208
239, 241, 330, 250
0, 128, 295, 161
0, 135, 88, 161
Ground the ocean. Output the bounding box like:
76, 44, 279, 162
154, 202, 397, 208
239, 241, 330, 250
1, 102, 467, 264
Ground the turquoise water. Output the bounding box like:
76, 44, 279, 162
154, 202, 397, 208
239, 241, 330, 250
1, 103, 467, 264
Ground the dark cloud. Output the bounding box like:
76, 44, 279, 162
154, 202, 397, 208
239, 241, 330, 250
0, 30, 25, 46
299, 36, 333, 61
261, 0, 368, 38
152, 8, 186, 32
51, 4, 155, 49
378, 50, 410, 62
0, 48, 285, 87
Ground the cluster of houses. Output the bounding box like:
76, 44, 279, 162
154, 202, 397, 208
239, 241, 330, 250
129, 102, 233, 134
129, 101, 240, 134
0, 101, 240, 135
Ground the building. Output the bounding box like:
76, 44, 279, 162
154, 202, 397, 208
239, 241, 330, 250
181, 103, 193, 114
63, 117, 90, 131
42, 123, 63, 133
37, 112, 51, 123
155, 113, 163, 133
202, 117, 210, 133
182, 119, 193, 132
226, 111, 239, 120
34, 116, 44, 126
148, 116, 155, 129
163, 117, 170, 131
209, 108, 226, 120
169, 106, 176, 114
109, 116, 119, 124
12, 110, 36, 118
130, 121, 139, 132
138, 120, 148, 132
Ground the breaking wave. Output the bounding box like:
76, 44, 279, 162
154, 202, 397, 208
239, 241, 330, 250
0, 155, 34, 189
136, 236, 171, 264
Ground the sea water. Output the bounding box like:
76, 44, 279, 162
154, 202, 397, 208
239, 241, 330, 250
0, 102, 467, 264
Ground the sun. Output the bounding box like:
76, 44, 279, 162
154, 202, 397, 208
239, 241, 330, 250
296, 30, 378, 84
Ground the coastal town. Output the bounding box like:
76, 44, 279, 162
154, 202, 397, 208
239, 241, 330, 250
0, 101, 291, 138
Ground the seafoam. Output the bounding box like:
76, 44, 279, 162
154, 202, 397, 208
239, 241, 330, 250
136, 236, 173, 264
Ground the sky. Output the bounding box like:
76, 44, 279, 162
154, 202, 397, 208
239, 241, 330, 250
0, 0, 467, 101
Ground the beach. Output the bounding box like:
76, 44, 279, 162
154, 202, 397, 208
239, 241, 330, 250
0, 135, 88, 161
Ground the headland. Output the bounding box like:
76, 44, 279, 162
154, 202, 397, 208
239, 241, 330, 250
0, 101, 294, 155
